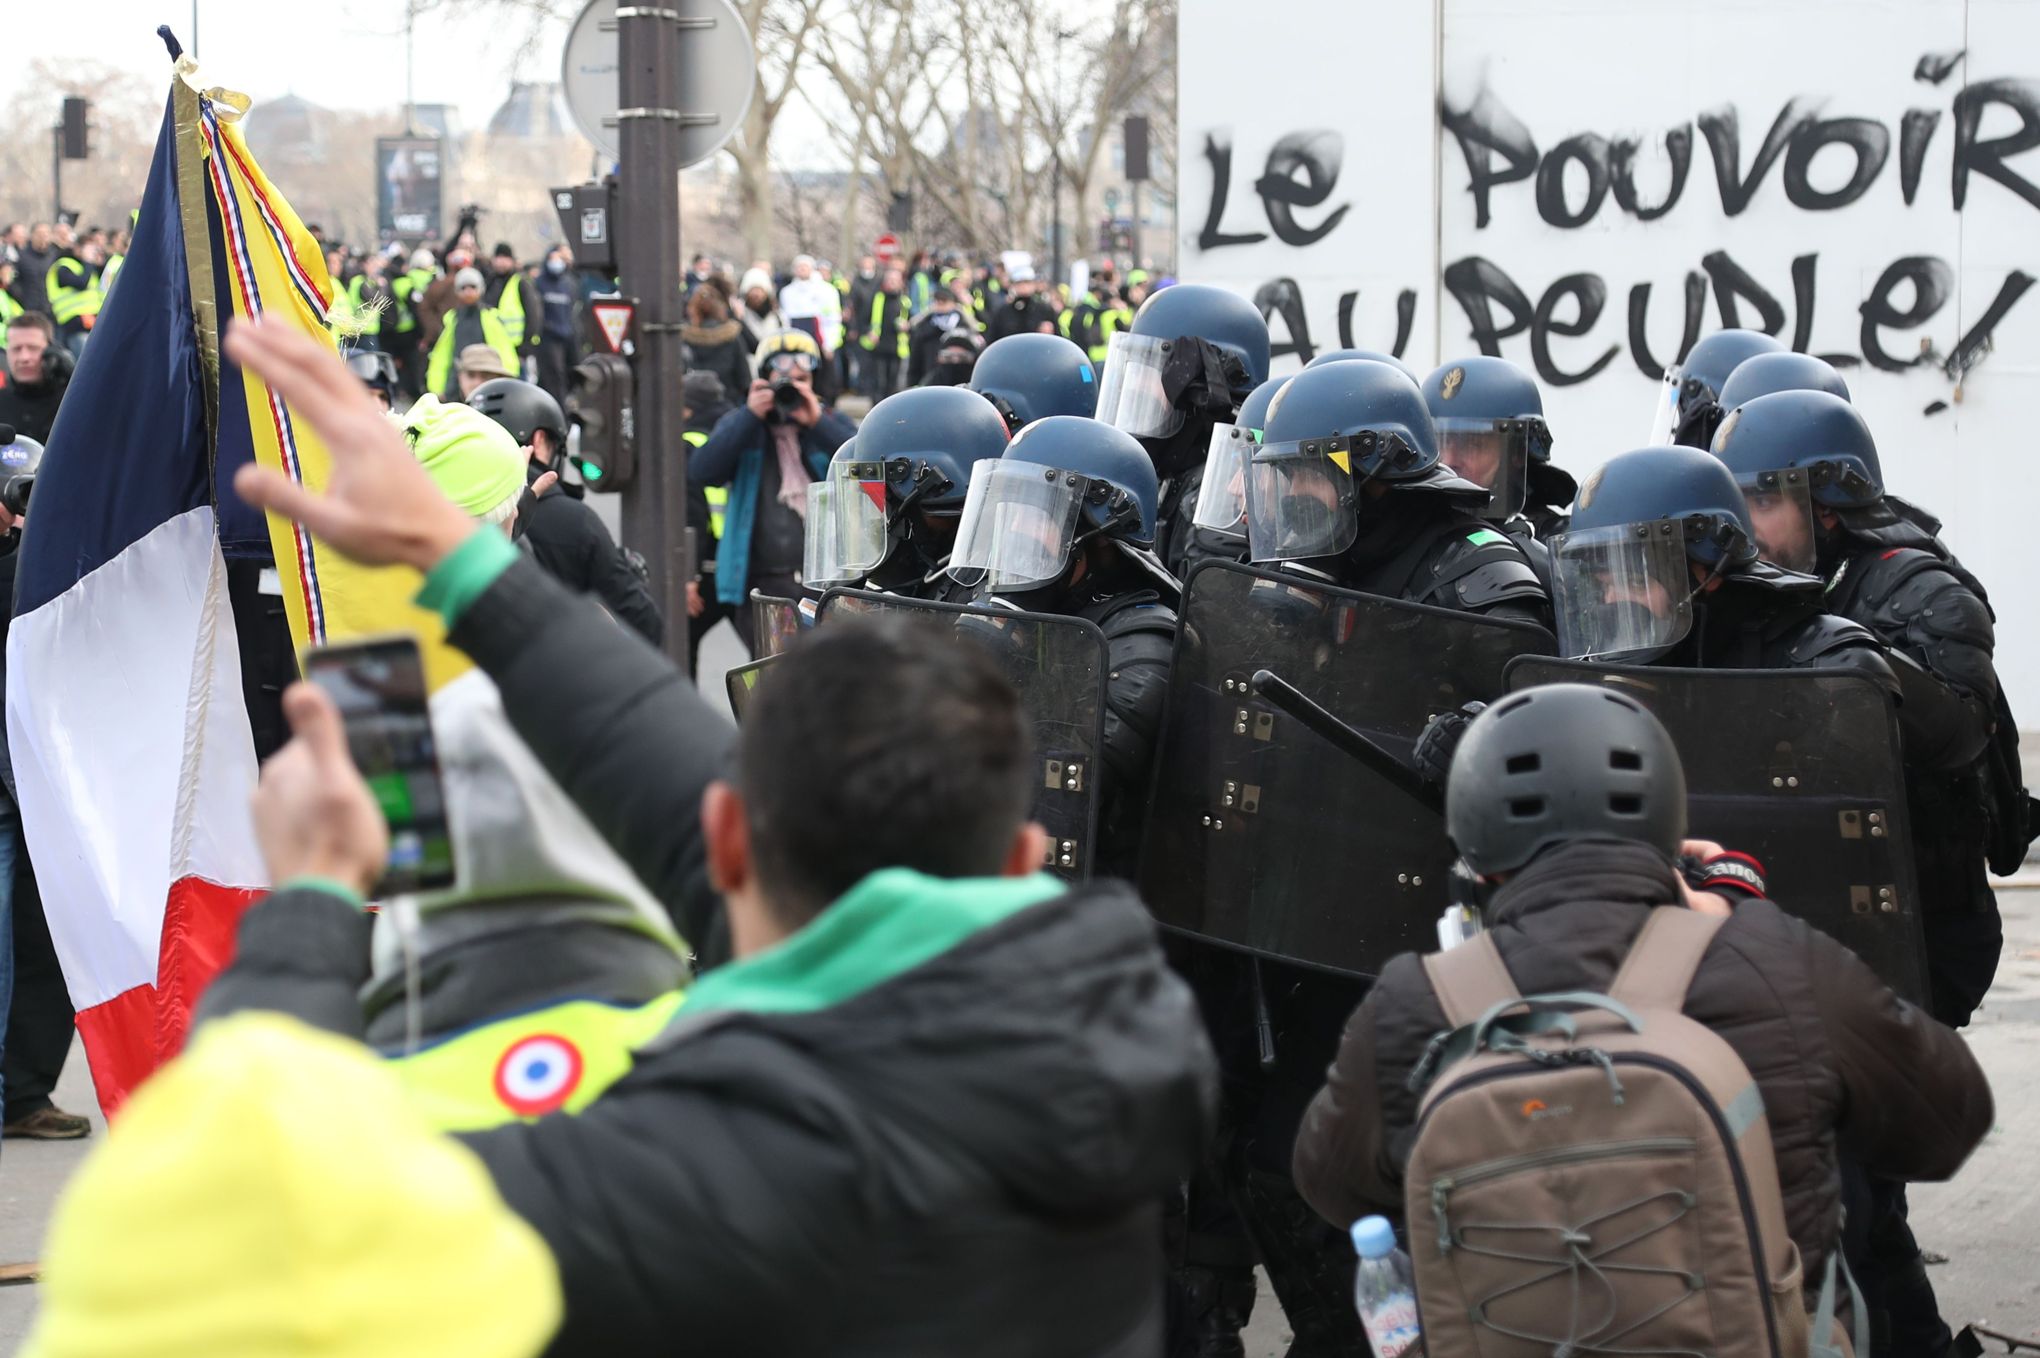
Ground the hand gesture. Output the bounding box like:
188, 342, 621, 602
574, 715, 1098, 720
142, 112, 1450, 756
226, 317, 478, 572
251, 683, 389, 897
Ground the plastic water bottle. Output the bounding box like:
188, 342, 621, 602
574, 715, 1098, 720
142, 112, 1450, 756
1351, 1215, 1421, 1358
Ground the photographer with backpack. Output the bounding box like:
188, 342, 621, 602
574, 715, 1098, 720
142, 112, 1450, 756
1293, 683, 1992, 1356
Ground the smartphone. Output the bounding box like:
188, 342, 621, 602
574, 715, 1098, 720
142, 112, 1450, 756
300, 635, 457, 896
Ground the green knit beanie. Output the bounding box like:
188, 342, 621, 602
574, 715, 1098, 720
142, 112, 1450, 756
403, 395, 527, 519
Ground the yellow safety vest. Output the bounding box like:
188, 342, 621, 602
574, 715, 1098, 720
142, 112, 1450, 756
683, 429, 727, 537
493, 275, 529, 348
0, 289, 21, 325
1090, 303, 1132, 364
98, 253, 125, 300
384, 991, 687, 1133
858, 292, 909, 358
46, 256, 101, 329
393, 265, 436, 334
425, 306, 521, 397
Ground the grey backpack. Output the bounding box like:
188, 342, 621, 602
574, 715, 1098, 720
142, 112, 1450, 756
1405, 907, 1865, 1358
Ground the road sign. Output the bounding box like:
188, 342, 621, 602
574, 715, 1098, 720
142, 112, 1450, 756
874, 232, 901, 260
590, 297, 637, 355
561, 0, 757, 169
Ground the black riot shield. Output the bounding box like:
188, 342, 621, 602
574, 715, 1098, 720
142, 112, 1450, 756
725, 655, 783, 720
816, 589, 1109, 883
1507, 658, 1927, 1003
1140, 561, 1556, 977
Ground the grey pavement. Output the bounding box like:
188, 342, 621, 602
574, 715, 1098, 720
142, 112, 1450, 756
3, 823, 2036, 1352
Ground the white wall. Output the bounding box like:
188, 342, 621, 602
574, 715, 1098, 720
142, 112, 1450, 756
1178, 0, 2040, 720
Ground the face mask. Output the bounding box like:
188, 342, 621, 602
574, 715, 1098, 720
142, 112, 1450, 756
545, 258, 566, 276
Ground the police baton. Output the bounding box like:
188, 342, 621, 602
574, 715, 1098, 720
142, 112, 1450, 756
1249, 669, 1443, 816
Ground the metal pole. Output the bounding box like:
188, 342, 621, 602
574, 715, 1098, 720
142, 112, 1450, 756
616, 3, 690, 669
51, 127, 62, 223
1051, 155, 1063, 288
1129, 178, 1142, 275
191, 0, 199, 57
403, 0, 417, 135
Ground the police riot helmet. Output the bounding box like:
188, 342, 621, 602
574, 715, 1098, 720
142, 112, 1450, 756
949, 416, 1159, 592
1243, 360, 1441, 563
969, 333, 1099, 432
0, 426, 45, 516
1420, 356, 1553, 521
1095, 284, 1270, 440
1652, 329, 1786, 447
803, 386, 1010, 585
1717, 351, 1852, 410
1306, 348, 1417, 381
1446, 683, 1688, 875
1549, 446, 1765, 662
1189, 377, 1292, 538
1710, 390, 1887, 571
468, 378, 569, 451
346, 349, 400, 402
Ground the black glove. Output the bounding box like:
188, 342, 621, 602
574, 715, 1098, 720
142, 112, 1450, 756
1678, 849, 1768, 902
1159, 336, 1251, 421
1412, 700, 1487, 790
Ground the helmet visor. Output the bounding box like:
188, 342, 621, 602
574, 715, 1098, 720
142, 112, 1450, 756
1243, 437, 1361, 563
1191, 423, 1253, 535
1549, 523, 1696, 661
949, 460, 1089, 591
1733, 467, 1818, 575
801, 468, 890, 584
1094, 332, 1185, 439
1644, 367, 1680, 446
1435, 417, 1532, 521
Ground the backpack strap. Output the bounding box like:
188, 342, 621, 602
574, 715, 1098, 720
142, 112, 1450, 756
1607, 907, 1726, 1011
1421, 932, 1521, 1029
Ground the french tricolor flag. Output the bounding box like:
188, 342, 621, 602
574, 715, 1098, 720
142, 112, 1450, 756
5, 47, 461, 1116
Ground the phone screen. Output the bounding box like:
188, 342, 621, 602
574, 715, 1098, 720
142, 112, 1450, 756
301, 636, 457, 895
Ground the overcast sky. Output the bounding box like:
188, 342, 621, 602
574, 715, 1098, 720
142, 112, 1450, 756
11, 0, 839, 165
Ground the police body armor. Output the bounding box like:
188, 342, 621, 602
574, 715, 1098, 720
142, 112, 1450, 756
1140, 560, 1554, 976
818, 588, 1109, 884
1508, 657, 1927, 1003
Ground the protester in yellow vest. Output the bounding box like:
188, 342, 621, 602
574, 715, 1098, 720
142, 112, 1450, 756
426, 268, 520, 400
484, 242, 542, 363
45, 243, 103, 351
22, 1012, 562, 1358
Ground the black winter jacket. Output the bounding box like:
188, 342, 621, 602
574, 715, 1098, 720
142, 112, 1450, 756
1291, 839, 1993, 1294
519, 482, 664, 646
197, 554, 1217, 1356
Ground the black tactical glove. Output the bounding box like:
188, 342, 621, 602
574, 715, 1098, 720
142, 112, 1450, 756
1412, 700, 1487, 790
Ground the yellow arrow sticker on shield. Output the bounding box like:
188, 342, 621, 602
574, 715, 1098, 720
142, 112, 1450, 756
1328, 449, 1352, 475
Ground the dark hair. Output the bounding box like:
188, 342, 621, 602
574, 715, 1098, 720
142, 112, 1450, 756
737, 616, 1034, 930
6, 311, 57, 343
688, 284, 730, 325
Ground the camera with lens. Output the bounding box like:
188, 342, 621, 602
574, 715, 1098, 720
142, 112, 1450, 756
0, 424, 44, 517
770, 378, 807, 421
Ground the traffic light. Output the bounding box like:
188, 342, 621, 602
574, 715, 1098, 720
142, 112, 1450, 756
60, 98, 89, 160
567, 353, 636, 490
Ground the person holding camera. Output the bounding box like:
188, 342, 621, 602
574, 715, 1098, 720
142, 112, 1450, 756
0, 312, 73, 445
687, 329, 854, 655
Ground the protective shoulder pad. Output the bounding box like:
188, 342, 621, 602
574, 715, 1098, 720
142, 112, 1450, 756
1428, 529, 1547, 610
1852, 548, 1996, 700
1086, 591, 1180, 642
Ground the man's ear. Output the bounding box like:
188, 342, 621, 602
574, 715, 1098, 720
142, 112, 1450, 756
702, 780, 753, 895
1003, 822, 1050, 878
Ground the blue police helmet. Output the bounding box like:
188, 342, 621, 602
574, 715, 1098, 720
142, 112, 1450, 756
1676, 329, 1787, 404
1000, 415, 1160, 546
1305, 348, 1418, 382
1127, 283, 1271, 389
1717, 351, 1853, 411
855, 385, 1011, 511
1261, 359, 1440, 482
1235, 377, 1289, 436
1711, 389, 1884, 510
969, 333, 1099, 432
1570, 445, 1758, 569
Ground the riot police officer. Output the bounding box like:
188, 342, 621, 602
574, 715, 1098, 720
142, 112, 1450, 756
968, 331, 1099, 433
1243, 358, 1549, 628
1303, 346, 1415, 379
1716, 349, 1852, 408
1419, 354, 1576, 541
1651, 327, 1785, 448
802, 385, 1011, 598
1094, 283, 1271, 575
946, 415, 1175, 878
1550, 443, 1891, 680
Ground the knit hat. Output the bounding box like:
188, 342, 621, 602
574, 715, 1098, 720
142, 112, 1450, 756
408, 247, 435, 270
22, 1013, 561, 1358
455, 266, 485, 291
682, 370, 726, 411
403, 395, 527, 521
739, 267, 774, 297
492, 241, 516, 261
